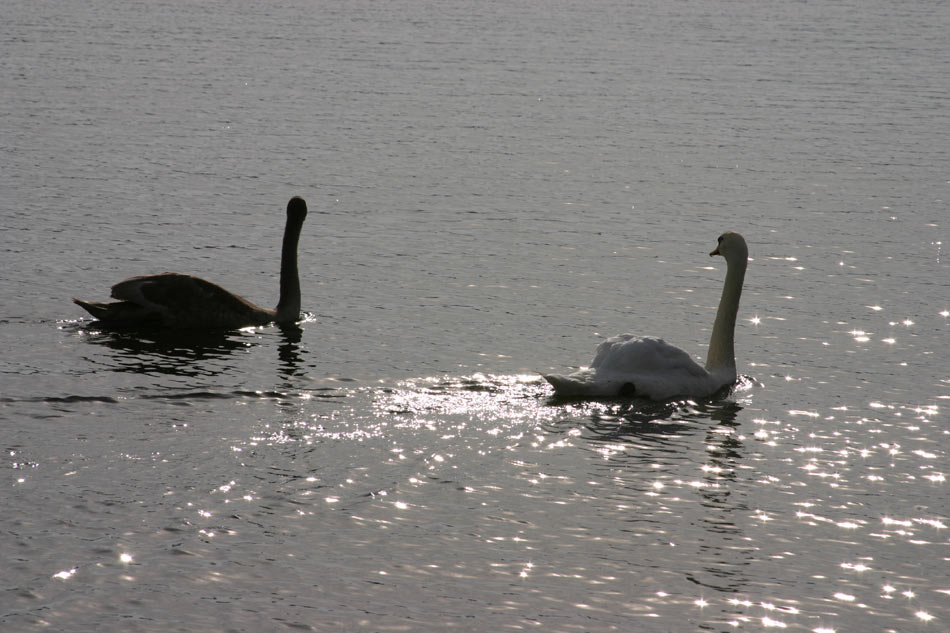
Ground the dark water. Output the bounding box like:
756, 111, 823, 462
2, 0, 948, 631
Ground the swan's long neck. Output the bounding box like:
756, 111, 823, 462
704, 254, 747, 374
274, 212, 304, 323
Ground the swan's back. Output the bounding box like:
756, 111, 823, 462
591, 335, 706, 376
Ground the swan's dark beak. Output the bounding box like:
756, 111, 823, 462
710, 247, 721, 257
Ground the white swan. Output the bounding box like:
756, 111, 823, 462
544, 231, 748, 400
73, 196, 308, 329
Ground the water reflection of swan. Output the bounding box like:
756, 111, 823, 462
549, 398, 743, 442
277, 322, 305, 379
544, 232, 748, 400
73, 197, 307, 329
77, 327, 251, 377
71, 323, 307, 381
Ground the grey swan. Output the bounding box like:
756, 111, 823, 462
543, 231, 748, 400
73, 196, 308, 329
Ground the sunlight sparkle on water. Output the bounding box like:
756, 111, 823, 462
374, 374, 561, 434
914, 404, 939, 417
841, 562, 872, 572
754, 509, 774, 522
761, 616, 788, 628
119, 552, 133, 564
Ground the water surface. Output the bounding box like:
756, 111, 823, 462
2, 0, 948, 631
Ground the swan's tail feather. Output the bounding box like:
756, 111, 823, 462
543, 373, 572, 394
544, 369, 637, 398
73, 298, 160, 327
73, 298, 112, 320
543, 371, 606, 397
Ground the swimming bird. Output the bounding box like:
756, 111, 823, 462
73, 196, 308, 329
543, 231, 748, 400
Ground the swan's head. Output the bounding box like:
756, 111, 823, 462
287, 196, 308, 224
710, 231, 748, 264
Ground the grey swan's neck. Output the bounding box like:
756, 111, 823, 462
273, 196, 307, 323
704, 239, 748, 374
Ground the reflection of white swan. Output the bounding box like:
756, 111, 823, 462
544, 231, 749, 400
73, 197, 308, 329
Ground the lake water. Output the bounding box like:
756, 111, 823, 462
2, 0, 948, 630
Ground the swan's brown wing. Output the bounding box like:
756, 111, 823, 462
110, 273, 271, 327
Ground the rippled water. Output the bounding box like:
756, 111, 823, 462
2, 0, 948, 631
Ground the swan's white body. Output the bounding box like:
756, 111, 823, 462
544, 334, 736, 400
544, 231, 748, 400
73, 197, 307, 330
